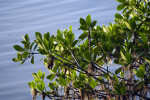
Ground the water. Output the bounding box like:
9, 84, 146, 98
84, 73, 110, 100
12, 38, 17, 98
0, 0, 118, 100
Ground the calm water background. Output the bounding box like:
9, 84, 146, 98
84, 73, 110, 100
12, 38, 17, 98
0, 0, 118, 100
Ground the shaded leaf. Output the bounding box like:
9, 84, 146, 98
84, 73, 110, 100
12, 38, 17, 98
91, 20, 97, 28
83, 50, 91, 61
80, 18, 86, 26
31, 56, 34, 64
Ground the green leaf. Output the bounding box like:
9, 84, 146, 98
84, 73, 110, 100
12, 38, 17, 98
125, 22, 131, 30
80, 18, 86, 26
48, 83, 55, 90
115, 67, 122, 74
120, 51, 127, 62
34, 44, 38, 51
35, 32, 42, 41
31, 56, 34, 64
57, 29, 63, 41
79, 73, 85, 81
113, 75, 119, 83
32, 73, 39, 79
28, 81, 36, 89
78, 25, 88, 30
44, 32, 50, 41
12, 58, 21, 62
145, 58, 150, 64
129, 18, 136, 30
52, 65, 59, 73
90, 78, 97, 88
37, 49, 47, 55
30, 42, 34, 51
117, 4, 125, 11
73, 81, 81, 88
72, 70, 77, 80
136, 68, 144, 78
115, 13, 123, 19
91, 20, 97, 28
83, 50, 91, 61
13, 45, 24, 52
72, 40, 79, 47
46, 74, 56, 81
38, 70, 42, 79
86, 15, 91, 26
120, 71, 124, 78
24, 34, 29, 42
37, 83, 42, 92
59, 77, 67, 87
34, 79, 41, 83
114, 83, 121, 94
37, 81, 45, 92
79, 32, 88, 40
121, 85, 126, 94
116, 0, 125, 3
41, 81, 45, 91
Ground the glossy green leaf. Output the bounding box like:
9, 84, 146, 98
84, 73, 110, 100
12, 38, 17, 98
32, 73, 39, 79
83, 50, 91, 61
46, 74, 56, 81
117, 4, 125, 11
30, 42, 34, 51
113, 75, 119, 83
80, 18, 86, 25
73, 81, 81, 88
28, 81, 36, 89
121, 85, 126, 94
78, 25, 87, 30
37, 49, 47, 55
120, 71, 124, 78
125, 22, 131, 30
41, 72, 45, 80
36, 81, 45, 92
44, 32, 50, 41
114, 83, 121, 94
129, 18, 136, 30
115, 67, 122, 74
12, 58, 21, 62
34, 79, 41, 83
72, 40, 79, 47
86, 15, 91, 26
79, 32, 88, 40
145, 58, 150, 64
52, 65, 59, 73
24, 34, 29, 42
13, 45, 24, 52
48, 83, 55, 90
35, 32, 42, 41
41, 81, 45, 91
31, 56, 34, 64
37, 83, 42, 92
58, 77, 67, 87
115, 13, 123, 19
120, 51, 127, 62
91, 20, 97, 28
38, 70, 42, 79
116, 0, 125, 3
90, 78, 97, 88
